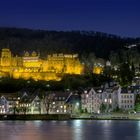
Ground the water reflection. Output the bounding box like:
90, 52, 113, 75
136, 121, 140, 139
0, 120, 139, 140
101, 120, 112, 140
72, 120, 83, 140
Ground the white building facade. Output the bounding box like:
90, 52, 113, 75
118, 87, 135, 110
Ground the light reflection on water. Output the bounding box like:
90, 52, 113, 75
72, 120, 83, 140
0, 120, 139, 140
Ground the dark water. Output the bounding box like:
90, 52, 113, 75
0, 120, 140, 140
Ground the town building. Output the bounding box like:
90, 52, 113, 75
81, 82, 120, 113
0, 90, 74, 114
81, 88, 102, 113
118, 87, 135, 110
46, 91, 72, 114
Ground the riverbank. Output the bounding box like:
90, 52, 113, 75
0, 113, 140, 120
0, 114, 71, 120
72, 113, 140, 120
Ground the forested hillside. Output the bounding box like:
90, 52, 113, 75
0, 27, 139, 59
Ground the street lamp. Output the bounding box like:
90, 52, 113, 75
27, 80, 30, 84
76, 102, 79, 106
46, 84, 50, 92
46, 84, 50, 88
66, 88, 70, 92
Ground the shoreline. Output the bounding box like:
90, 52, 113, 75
0, 114, 71, 120
0, 114, 140, 121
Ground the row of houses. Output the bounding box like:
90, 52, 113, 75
81, 85, 136, 113
0, 82, 139, 114
0, 90, 80, 114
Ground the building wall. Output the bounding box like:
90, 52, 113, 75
118, 93, 134, 110
0, 49, 84, 81
81, 89, 102, 113
81, 87, 120, 113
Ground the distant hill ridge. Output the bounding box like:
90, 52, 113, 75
0, 27, 139, 59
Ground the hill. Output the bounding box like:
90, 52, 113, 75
0, 27, 139, 59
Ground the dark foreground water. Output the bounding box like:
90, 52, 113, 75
0, 120, 140, 140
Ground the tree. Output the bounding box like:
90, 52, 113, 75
13, 106, 16, 115
109, 51, 120, 66
103, 66, 112, 78
112, 106, 123, 113
127, 49, 140, 65
118, 62, 134, 86
22, 107, 27, 115
88, 53, 96, 72
135, 94, 140, 112
100, 103, 107, 113
85, 108, 88, 113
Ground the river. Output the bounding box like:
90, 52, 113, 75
0, 120, 140, 140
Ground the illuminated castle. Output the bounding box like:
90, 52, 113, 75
0, 48, 83, 81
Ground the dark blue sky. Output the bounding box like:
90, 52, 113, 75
0, 0, 139, 37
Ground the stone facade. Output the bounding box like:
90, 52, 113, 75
0, 48, 83, 81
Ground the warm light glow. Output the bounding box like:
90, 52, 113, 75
93, 66, 103, 74
0, 48, 84, 81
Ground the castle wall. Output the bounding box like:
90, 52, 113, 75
0, 49, 84, 81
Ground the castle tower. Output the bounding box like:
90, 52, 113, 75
1, 48, 12, 66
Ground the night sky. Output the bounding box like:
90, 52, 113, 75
0, 0, 139, 37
